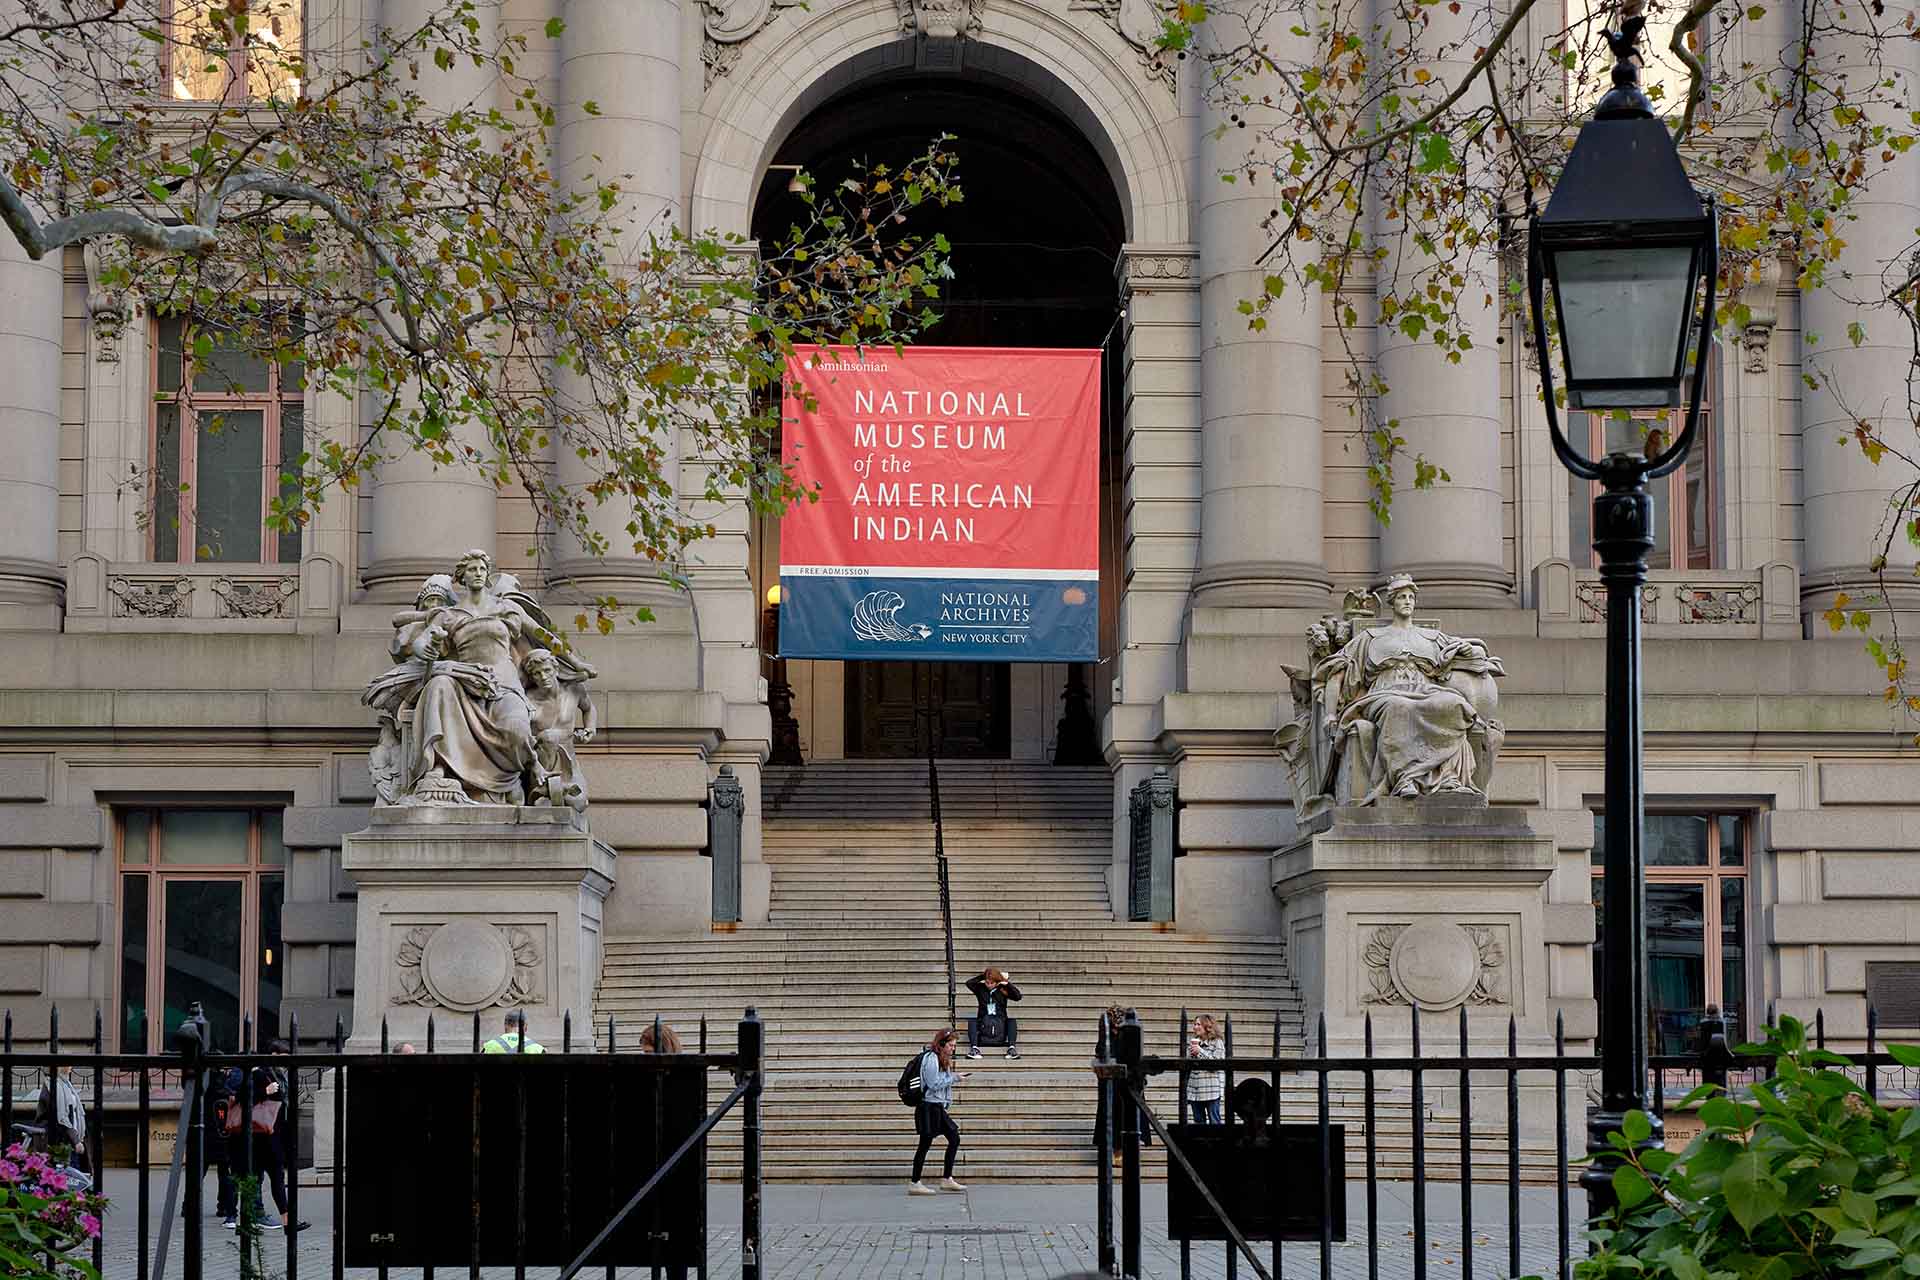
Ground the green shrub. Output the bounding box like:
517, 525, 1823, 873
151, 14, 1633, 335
1578, 1017, 1920, 1280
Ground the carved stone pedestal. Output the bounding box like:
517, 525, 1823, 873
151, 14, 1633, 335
341, 806, 615, 1051
1270, 796, 1557, 1058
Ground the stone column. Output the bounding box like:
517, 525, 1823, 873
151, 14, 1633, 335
1371, 0, 1508, 605
547, 0, 684, 607
1113, 245, 1202, 709
1800, 0, 1920, 612
1191, 6, 1330, 608
361, 0, 502, 600
0, 220, 65, 623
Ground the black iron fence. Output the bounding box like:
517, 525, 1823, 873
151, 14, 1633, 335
0, 1006, 765, 1280
1093, 1006, 1916, 1280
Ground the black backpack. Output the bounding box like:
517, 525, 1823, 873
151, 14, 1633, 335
897, 1051, 929, 1107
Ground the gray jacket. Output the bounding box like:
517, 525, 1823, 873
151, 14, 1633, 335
919, 1050, 958, 1106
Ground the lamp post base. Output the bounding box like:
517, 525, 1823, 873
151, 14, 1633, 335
1581, 1102, 1664, 1219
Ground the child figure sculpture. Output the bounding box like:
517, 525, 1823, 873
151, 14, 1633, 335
522, 648, 597, 812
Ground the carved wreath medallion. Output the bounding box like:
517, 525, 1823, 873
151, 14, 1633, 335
1362, 921, 1508, 1010
393, 921, 544, 1011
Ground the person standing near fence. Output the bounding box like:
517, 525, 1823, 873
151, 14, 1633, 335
908, 1028, 969, 1195
481, 1010, 547, 1054
204, 1064, 237, 1223
225, 1048, 306, 1232
1184, 1014, 1225, 1123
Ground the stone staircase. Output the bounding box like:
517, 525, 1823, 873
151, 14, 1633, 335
593, 761, 1313, 1181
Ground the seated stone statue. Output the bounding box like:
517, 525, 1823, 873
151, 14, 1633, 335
360, 550, 598, 811
1279, 573, 1505, 815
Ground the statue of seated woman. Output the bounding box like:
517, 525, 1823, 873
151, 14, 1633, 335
361, 549, 597, 809
1317, 574, 1505, 804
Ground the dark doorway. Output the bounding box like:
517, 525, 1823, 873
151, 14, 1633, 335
845, 661, 1011, 758
755, 72, 1126, 759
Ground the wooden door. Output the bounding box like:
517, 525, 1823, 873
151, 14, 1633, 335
846, 662, 1009, 758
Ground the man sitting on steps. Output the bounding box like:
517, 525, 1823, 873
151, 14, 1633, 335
965, 966, 1022, 1060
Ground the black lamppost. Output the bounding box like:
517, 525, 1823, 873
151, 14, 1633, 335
763, 585, 804, 766
1525, 16, 1718, 1215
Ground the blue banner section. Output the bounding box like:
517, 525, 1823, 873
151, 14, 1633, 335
778, 574, 1098, 663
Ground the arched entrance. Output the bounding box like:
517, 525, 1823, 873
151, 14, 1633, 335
748, 71, 1126, 759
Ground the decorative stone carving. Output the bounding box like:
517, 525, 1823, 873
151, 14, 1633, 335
1071, 0, 1177, 94
1677, 582, 1761, 625
82, 239, 135, 361
1735, 255, 1783, 375
1122, 252, 1197, 285
109, 576, 193, 618
897, 0, 983, 39
361, 550, 598, 810
1576, 580, 1658, 624
699, 0, 802, 88
211, 575, 298, 619
1361, 920, 1508, 1010
393, 920, 544, 1011
1277, 574, 1505, 818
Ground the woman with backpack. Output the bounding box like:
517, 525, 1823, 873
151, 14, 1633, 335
907, 1027, 969, 1195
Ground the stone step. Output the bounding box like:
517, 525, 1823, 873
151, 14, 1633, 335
601, 936, 1287, 955
595, 974, 1298, 994
600, 760, 1304, 1181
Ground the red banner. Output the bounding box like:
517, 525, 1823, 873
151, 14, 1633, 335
778, 345, 1101, 662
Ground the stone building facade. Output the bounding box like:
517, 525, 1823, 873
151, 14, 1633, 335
0, 0, 1916, 1058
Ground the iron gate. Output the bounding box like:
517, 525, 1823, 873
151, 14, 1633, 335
0, 1005, 766, 1280
1092, 1006, 1916, 1280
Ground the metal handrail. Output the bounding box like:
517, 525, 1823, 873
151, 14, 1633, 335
923, 708, 958, 1028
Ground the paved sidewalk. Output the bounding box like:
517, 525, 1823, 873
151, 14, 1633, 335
96, 1173, 1585, 1279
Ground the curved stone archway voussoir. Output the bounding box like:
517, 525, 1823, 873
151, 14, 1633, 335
689, 0, 1189, 244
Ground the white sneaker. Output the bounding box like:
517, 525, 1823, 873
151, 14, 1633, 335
907, 1180, 939, 1196
940, 1177, 968, 1192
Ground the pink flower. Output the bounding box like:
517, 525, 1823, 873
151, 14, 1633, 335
42, 1171, 67, 1193
0, 1159, 19, 1182
80, 1213, 101, 1239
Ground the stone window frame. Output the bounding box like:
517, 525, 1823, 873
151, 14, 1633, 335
147, 309, 306, 566
1566, 342, 1724, 571
1589, 808, 1751, 1054
164, 0, 304, 105
115, 806, 287, 1053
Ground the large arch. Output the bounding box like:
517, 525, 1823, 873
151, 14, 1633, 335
688, 0, 1189, 243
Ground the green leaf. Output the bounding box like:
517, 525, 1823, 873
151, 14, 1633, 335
544, 15, 565, 36
1660, 1247, 1710, 1280
1886, 1043, 1920, 1068
1723, 1151, 1784, 1233
1699, 1097, 1745, 1130
1416, 132, 1452, 173
1614, 1165, 1656, 1209
1842, 1188, 1879, 1229
1846, 1242, 1901, 1268
1623, 1110, 1653, 1143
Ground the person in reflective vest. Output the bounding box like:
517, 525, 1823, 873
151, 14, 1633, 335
481, 1010, 546, 1054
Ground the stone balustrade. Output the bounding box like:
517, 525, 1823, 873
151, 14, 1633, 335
64, 552, 343, 633
1532, 559, 1801, 639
